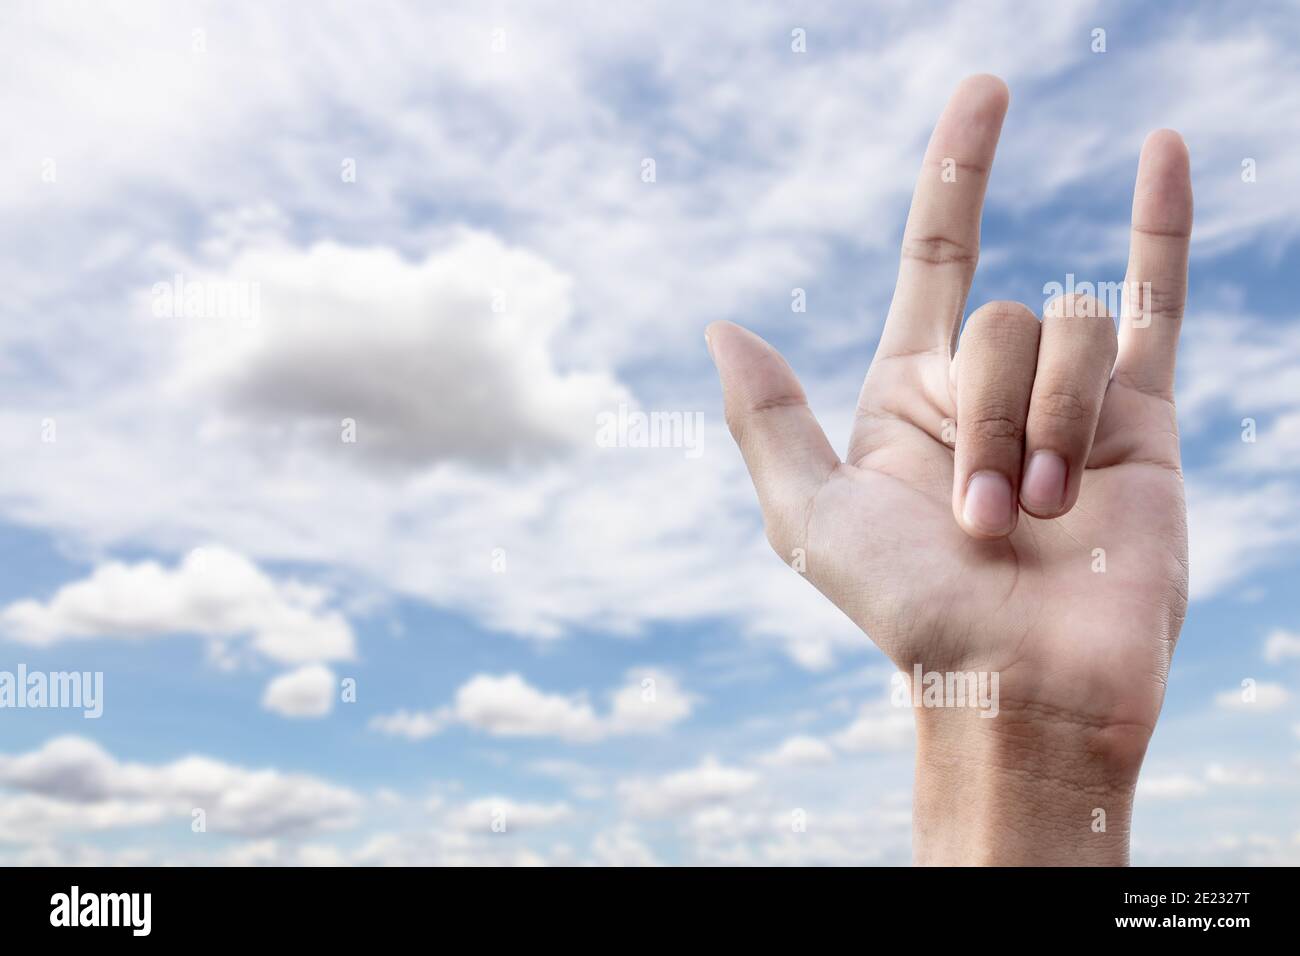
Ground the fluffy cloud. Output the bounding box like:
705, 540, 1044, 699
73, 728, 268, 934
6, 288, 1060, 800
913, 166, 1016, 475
0, 547, 355, 666
0, 736, 360, 840
261, 664, 337, 719
618, 757, 759, 817
448, 674, 601, 742
369, 669, 693, 743
166, 233, 626, 470
1264, 629, 1300, 662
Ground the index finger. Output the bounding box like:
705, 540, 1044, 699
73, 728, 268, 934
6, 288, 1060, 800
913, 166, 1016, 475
875, 75, 1010, 361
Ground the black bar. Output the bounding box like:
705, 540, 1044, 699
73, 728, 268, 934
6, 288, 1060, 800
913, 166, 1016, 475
0, 865, 1285, 941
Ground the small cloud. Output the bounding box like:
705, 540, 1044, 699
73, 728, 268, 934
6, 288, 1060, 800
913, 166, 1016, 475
618, 757, 759, 818
0, 547, 355, 666
1264, 629, 1300, 662
370, 669, 692, 743
262, 664, 336, 719
759, 735, 835, 768
0, 736, 358, 838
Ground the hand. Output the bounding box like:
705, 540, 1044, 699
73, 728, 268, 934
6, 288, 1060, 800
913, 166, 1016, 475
707, 75, 1192, 865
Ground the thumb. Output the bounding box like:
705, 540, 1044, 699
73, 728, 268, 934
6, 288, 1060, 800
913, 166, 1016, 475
707, 321, 839, 556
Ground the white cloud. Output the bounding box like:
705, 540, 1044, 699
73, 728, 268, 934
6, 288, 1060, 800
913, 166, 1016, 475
370, 669, 693, 743
1264, 629, 1300, 662
450, 673, 602, 742
0, 547, 355, 666
618, 757, 759, 817
0, 736, 360, 839
261, 664, 337, 719
166, 234, 626, 470
1214, 682, 1291, 713
606, 670, 695, 734
759, 736, 835, 768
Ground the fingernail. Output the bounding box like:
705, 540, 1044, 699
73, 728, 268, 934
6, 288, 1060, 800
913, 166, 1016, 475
1021, 451, 1067, 515
704, 328, 715, 360
963, 471, 1014, 535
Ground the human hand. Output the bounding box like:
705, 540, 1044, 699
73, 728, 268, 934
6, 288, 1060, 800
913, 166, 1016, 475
707, 75, 1192, 865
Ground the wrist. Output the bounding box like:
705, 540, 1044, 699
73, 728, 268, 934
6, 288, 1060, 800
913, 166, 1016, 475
910, 692, 1151, 866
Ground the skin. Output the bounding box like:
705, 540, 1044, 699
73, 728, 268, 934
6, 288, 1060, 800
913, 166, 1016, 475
706, 75, 1192, 865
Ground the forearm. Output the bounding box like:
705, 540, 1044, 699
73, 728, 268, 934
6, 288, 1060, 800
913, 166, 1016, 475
911, 701, 1151, 866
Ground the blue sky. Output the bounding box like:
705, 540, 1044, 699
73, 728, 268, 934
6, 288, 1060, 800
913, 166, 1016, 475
0, 0, 1297, 865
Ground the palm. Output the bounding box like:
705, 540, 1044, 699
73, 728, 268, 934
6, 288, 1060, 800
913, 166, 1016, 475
818, 370, 1186, 729
709, 76, 1191, 737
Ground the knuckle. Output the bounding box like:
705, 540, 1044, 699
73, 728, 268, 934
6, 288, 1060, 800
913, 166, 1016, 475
962, 405, 1026, 444
1134, 284, 1185, 320
724, 391, 806, 446
1031, 388, 1091, 427
900, 234, 979, 267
